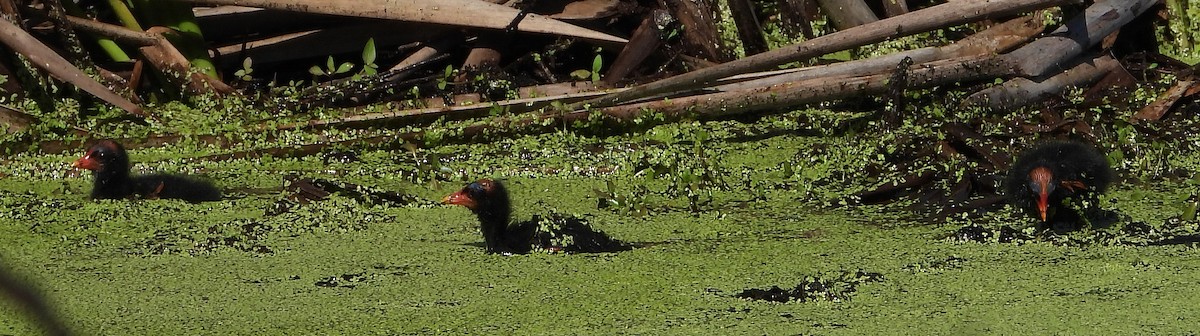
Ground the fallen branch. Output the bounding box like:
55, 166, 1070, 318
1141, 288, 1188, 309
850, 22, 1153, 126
999, 0, 1157, 77
0, 18, 146, 118
573, 0, 1077, 109
176, 0, 628, 45
715, 14, 1044, 92
962, 55, 1122, 111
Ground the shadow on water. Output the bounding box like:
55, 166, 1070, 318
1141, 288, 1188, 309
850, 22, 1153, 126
0, 260, 73, 336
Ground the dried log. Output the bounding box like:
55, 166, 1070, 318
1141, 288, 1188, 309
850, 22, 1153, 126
999, 0, 1156, 77
0, 18, 146, 118
175, 0, 628, 45
591, 55, 1001, 120
575, 0, 1077, 109
962, 55, 1121, 111
815, 0, 879, 29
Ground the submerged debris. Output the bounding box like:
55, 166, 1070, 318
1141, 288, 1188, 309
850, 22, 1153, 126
736, 270, 883, 303
948, 216, 1200, 247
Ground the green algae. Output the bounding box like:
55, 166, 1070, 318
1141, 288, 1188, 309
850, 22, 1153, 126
2, 109, 1200, 334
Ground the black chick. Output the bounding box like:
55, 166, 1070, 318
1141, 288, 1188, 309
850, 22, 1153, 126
442, 179, 627, 254
73, 140, 222, 202
1006, 141, 1114, 227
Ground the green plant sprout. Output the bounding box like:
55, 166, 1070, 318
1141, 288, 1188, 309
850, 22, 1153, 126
234, 57, 254, 81
570, 52, 604, 83
309, 56, 354, 80
357, 38, 378, 78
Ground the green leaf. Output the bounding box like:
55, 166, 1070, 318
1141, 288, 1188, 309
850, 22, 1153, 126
336, 62, 354, 74
309, 65, 325, 76
362, 38, 377, 64
570, 69, 591, 81
326, 56, 335, 71
242, 57, 253, 70
591, 54, 603, 82
592, 54, 603, 73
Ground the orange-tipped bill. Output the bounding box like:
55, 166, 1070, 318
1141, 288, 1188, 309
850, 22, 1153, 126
73, 153, 100, 171
1029, 167, 1052, 222
442, 190, 477, 210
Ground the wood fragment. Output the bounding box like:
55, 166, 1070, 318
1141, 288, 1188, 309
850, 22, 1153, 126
1132, 78, 1197, 123
64, 15, 157, 46
882, 0, 909, 17
606, 10, 668, 82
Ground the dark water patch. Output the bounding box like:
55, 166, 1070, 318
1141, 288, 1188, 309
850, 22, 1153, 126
129, 198, 383, 256
903, 255, 966, 273
735, 270, 884, 303
279, 175, 431, 208
314, 264, 415, 288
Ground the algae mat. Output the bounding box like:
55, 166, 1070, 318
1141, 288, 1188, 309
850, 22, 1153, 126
0, 124, 1197, 334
